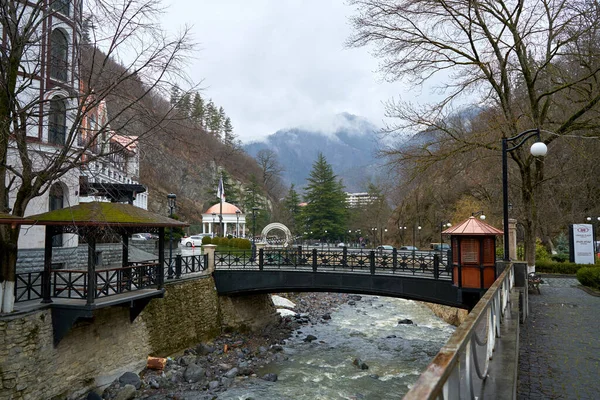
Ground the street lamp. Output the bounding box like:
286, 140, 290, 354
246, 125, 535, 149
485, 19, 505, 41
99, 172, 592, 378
251, 207, 259, 261
167, 193, 176, 279
236, 210, 241, 237
586, 217, 600, 254
211, 212, 216, 238
380, 228, 387, 246
502, 129, 547, 261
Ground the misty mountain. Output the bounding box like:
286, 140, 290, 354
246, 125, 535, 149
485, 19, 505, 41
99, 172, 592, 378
244, 113, 385, 192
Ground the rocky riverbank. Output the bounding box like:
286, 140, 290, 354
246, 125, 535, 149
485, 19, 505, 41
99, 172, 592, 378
83, 292, 350, 400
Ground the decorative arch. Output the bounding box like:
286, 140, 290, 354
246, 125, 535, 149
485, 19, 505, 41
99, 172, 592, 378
261, 223, 292, 246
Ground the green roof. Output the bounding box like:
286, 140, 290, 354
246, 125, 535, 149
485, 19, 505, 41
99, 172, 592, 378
27, 202, 188, 228
0, 212, 33, 225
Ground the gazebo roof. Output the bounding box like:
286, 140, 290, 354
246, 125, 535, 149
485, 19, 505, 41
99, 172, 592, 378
0, 212, 34, 225
442, 216, 503, 236
204, 202, 242, 215
27, 201, 188, 227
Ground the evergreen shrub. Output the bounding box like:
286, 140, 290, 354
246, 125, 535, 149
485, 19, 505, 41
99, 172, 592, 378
576, 267, 600, 289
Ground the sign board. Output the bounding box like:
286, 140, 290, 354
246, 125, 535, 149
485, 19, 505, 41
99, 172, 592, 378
570, 224, 595, 264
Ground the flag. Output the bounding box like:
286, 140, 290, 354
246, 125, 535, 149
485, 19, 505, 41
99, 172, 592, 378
217, 175, 225, 202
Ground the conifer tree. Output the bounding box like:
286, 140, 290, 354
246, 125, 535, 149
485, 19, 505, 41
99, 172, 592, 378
191, 93, 205, 127
170, 85, 181, 107
223, 117, 235, 146
302, 153, 348, 241
283, 184, 303, 235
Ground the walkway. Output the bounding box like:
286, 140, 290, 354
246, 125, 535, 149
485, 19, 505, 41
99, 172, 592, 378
517, 276, 600, 399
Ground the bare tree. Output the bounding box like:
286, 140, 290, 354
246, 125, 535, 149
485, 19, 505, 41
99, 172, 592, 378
256, 149, 285, 195
0, 0, 194, 312
348, 0, 600, 266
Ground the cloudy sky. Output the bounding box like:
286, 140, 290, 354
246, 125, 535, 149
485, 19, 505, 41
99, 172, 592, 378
162, 1, 417, 142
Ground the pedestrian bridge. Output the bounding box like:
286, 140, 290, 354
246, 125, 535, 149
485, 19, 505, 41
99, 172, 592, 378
213, 247, 482, 309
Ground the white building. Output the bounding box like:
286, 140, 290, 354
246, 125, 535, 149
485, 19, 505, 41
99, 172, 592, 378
201, 202, 247, 237
345, 192, 376, 208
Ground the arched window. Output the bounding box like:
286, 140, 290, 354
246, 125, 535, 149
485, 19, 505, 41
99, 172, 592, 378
49, 183, 65, 247
50, 0, 70, 16
49, 96, 67, 145
49, 29, 69, 81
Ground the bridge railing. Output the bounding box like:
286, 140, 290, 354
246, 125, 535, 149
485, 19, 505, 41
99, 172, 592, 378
215, 247, 452, 280
14, 254, 208, 303
403, 262, 515, 399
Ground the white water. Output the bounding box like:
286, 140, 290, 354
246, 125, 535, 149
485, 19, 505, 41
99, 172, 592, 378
219, 295, 455, 399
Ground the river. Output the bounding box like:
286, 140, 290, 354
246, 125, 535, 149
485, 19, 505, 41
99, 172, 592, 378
218, 295, 455, 400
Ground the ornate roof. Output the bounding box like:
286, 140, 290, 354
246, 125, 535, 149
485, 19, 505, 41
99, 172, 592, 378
27, 201, 188, 228
204, 202, 243, 215
442, 216, 503, 236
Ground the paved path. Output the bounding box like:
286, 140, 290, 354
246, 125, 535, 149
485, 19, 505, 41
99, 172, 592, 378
517, 276, 600, 399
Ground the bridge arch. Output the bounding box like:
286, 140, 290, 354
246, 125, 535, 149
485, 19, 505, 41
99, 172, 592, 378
261, 223, 292, 246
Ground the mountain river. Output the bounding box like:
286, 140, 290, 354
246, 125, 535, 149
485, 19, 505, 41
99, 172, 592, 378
218, 295, 455, 400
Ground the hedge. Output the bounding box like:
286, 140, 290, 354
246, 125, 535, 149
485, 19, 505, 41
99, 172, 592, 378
576, 267, 600, 289
534, 260, 582, 275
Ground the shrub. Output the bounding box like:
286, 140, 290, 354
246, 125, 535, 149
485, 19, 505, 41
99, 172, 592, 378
535, 239, 550, 262
221, 237, 230, 247
201, 236, 212, 245
238, 239, 252, 250
577, 267, 600, 289
535, 260, 589, 275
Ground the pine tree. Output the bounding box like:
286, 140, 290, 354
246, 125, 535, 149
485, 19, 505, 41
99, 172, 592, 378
191, 93, 205, 127
303, 153, 348, 241
243, 175, 268, 237
170, 85, 181, 108
223, 117, 235, 146
179, 93, 192, 116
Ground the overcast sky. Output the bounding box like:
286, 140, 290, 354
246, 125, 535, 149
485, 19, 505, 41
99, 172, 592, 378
162, 1, 414, 143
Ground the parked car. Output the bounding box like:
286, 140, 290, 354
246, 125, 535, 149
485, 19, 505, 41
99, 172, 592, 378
337, 242, 346, 248
430, 243, 450, 251
181, 234, 209, 247
376, 245, 394, 251
399, 245, 419, 251
131, 233, 149, 241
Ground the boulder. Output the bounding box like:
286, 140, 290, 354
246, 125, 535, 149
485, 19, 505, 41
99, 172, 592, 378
398, 318, 414, 325
184, 364, 206, 383
262, 373, 278, 382
322, 313, 332, 320
224, 367, 239, 379
271, 295, 296, 309
118, 372, 141, 390
303, 334, 317, 343
86, 392, 102, 400
352, 358, 369, 370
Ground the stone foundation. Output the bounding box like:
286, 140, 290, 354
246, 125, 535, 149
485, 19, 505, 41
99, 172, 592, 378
0, 275, 276, 399
422, 302, 468, 327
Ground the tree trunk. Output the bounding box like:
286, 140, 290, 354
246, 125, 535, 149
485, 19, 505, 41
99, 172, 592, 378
0, 225, 20, 313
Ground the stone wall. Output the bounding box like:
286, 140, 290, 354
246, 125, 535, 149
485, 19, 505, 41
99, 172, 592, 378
0, 275, 276, 399
422, 302, 468, 327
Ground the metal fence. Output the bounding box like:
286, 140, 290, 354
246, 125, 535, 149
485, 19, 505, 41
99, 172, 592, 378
403, 263, 515, 399
14, 253, 208, 303
215, 247, 452, 280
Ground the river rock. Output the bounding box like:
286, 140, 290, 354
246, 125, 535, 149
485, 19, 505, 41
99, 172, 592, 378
224, 367, 239, 379
86, 392, 102, 400
262, 373, 278, 382
184, 364, 206, 383
398, 318, 414, 325
353, 358, 369, 370
114, 384, 136, 400
179, 354, 197, 366
349, 295, 362, 301
208, 380, 220, 390
118, 372, 141, 389
303, 334, 318, 342
386, 335, 397, 338
196, 343, 216, 355
272, 295, 296, 309
322, 313, 332, 320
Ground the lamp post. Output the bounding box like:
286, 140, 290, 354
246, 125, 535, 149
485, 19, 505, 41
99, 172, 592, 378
502, 129, 547, 261
167, 193, 176, 279
211, 212, 216, 238
586, 217, 600, 256
380, 228, 387, 246
236, 210, 241, 237
399, 225, 407, 245
371, 227, 377, 248
251, 207, 259, 261
440, 220, 451, 253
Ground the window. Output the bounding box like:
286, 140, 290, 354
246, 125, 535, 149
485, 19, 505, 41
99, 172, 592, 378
48, 96, 66, 145
50, 0, 70, 16
49, 29, 68, 81
49, 183, 64, 247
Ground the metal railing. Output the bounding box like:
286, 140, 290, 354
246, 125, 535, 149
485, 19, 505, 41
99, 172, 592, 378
14, 254, 208, 303
215, 247, 452, 280
403, 263, 514, 399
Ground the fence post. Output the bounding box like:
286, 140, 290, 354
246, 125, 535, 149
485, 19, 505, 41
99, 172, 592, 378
42, 227, 53, 303
202, 244, 216, 273
392, 248, 398, 271
312, 248, 318, 272
369, 250, 375, 275
175, 255, 182, 278
433, 254, 440, 279
342, 247, 348, 267
259, 249, 264, 271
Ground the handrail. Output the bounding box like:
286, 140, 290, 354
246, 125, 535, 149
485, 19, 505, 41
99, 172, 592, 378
404, 262, 514, 399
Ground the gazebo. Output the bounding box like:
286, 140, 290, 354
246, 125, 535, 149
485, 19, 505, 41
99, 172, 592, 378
201, 202, 246, 237
26, 201, 188, 344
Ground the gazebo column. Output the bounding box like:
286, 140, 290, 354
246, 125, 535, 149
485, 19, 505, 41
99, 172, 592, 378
87, 236, 96, 306
158, 227, 165, 289
224, 222, 228, 236
122, 232, 129, 267
122, 231, 130, 292
42, 226, 54, 303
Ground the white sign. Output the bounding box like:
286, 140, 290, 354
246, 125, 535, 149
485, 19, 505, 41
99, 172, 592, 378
572, 224, 595, 264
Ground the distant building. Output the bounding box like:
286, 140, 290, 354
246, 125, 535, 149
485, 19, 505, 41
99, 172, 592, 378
345, 192, 375, 208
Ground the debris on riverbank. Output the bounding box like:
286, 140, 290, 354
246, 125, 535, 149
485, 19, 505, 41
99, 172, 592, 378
85, 292, 350, 400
